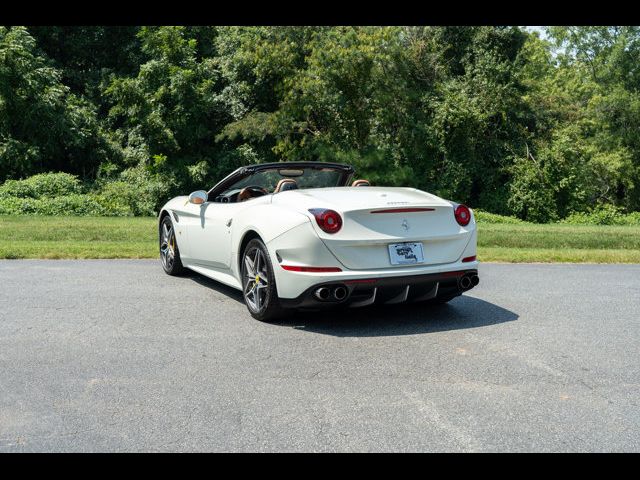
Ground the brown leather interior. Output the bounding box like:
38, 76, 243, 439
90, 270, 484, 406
237, 187, 253, 202
352, 179, 371, 187
274, 178, 298, 193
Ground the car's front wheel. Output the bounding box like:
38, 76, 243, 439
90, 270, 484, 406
159, 215, 185, 276
241, 238, 282, 322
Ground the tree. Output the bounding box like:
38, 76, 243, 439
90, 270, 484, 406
0, 26, 116, 181
27, 26, 142, 105
104, 26, 235, 193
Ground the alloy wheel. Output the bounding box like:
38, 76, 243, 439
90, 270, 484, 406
160, 221, 176, 271
243, 247, 270, 312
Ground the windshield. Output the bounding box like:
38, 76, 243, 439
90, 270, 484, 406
221, 167, 345, 195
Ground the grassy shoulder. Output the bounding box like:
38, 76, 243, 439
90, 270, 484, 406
1, 215, 639, 262
0, 216, 157, 259
479, 223, 640, 263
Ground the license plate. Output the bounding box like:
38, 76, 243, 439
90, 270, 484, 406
388, 242, 424, 265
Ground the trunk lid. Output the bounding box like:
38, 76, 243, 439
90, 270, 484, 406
272, 187, 473, 270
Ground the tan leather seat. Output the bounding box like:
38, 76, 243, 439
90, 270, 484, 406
237, 188, 253, 202
352, 179, 371, 187
274, 178, 298, 193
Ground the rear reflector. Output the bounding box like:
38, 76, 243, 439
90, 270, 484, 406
462, 255, 477, 263
281, 265, 342, 273
371, 207, 435, 214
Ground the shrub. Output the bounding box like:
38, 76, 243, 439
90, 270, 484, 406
561, 205, 640, 226
0, 193, 131, 216
0, 172, 82, 199
473, 209, 526, 224
0, 169, 172, 216
96, 166, 174, 216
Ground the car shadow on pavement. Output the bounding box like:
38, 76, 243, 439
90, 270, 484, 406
275, 296, 519, 337
184, 272, 518, 337
185, 272, 245, 303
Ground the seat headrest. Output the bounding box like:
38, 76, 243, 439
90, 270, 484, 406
275, 178, 298, 193
352, 179, 371, 187
237, 187, 253, 202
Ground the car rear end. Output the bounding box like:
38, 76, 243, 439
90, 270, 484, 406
268, 187, 478, 308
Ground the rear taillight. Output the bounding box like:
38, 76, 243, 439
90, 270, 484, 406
454, 204, 471, 226
309, 209, 342, 234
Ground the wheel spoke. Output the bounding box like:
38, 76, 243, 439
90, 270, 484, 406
245, 281, 258, 308
254, 250, 261, 274
244, 255, 255, 277
256, 288, 263, 309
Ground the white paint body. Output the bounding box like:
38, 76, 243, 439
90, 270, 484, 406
159, 186, 478, 299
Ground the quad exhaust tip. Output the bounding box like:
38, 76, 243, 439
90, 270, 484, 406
459, 276, 472, 290
333, 286, 347, 301
459, 274, 480, 291
314, 287, 331, 301
314, 285, 348, 301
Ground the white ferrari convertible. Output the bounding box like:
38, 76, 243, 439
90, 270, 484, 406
158, 162, 479, 321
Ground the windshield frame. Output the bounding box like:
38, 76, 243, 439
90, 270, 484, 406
206, 162, 355, 201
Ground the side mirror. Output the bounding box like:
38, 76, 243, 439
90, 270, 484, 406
188, 190, 208, 205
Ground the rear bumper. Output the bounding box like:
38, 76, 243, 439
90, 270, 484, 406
267, 221, 478, 300
279, 269, 478, 309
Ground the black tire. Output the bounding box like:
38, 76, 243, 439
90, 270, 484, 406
159, 215, 185, 276
241, 238, 283, 322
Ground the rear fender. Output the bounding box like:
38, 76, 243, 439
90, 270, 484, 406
265, 222, 344, 298
230, 204, 312, 280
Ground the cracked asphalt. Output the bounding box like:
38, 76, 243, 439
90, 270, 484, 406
0, 260, 639, 452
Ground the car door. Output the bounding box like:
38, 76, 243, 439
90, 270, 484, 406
182, 201, 235, 269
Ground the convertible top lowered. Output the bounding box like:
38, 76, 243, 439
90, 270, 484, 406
159, 162, 478, 321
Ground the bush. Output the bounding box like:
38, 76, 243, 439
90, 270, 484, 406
95, 166, 174, 216
473, 209, 526, 224
0, 193, 131, 216
561, 205, 640, 226
0, 169, 174, 217
0, 172, 135, 216
0, 172, 82, 199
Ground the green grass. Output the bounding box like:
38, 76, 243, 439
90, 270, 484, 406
482, 223, 640, 250
0, 216, 157, 259
1, 215, 639, 263
478, 223, 640, 262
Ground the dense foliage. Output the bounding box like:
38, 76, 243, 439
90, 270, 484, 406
2, 26, 640, 221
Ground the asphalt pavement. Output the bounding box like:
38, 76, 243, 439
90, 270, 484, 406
0, 260, 639, 452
